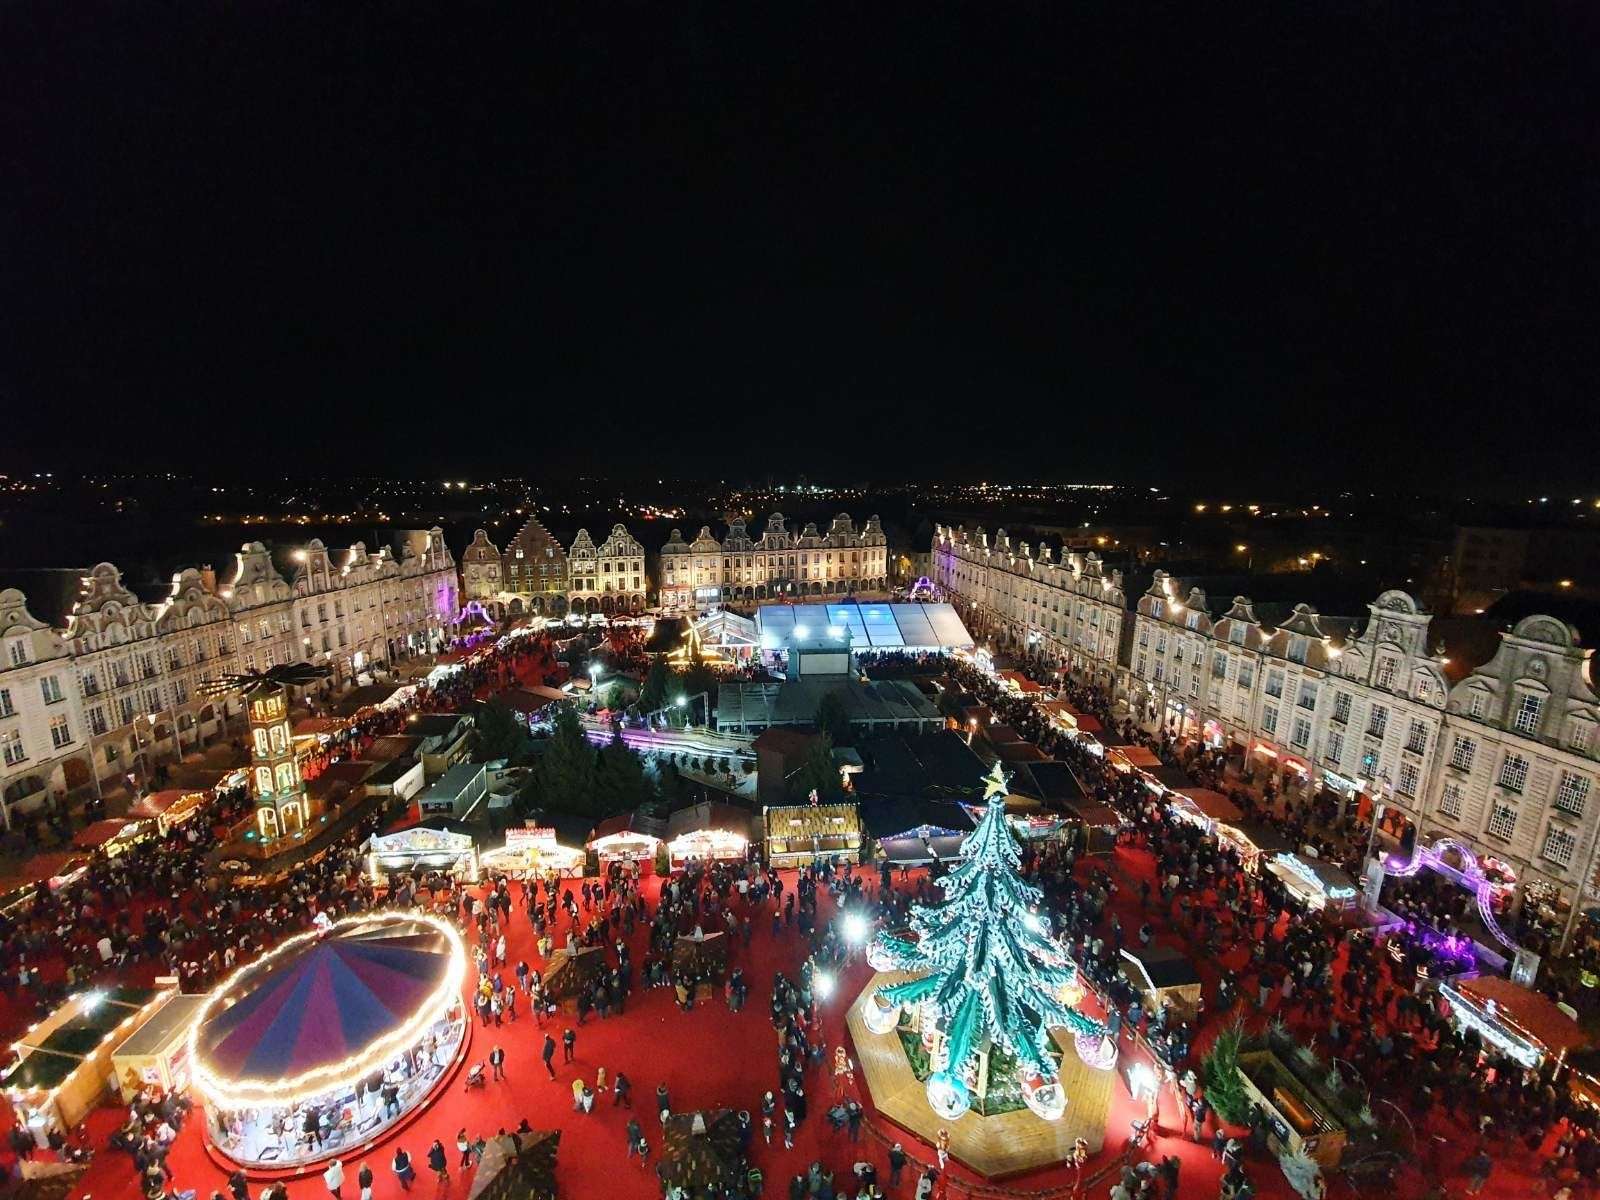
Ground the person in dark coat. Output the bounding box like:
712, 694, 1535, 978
427, 1139, 449, 1182
542, 1033, 557, 1079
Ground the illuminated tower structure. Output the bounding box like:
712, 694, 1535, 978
199, 662, 332, 847
247, 684, 309, 839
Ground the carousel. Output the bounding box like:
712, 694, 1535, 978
188, 912, 468, 1172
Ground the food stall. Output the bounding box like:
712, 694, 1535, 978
1108, 745, 1162, 775
1165, 787, 1243, 833
1217, 818, 1295, 873
110, 992, 208, 1101
1439, 974, 1588, 1069
73, 818, 152, 858
587, 811, 666, 874
1236, 1050, 1348, 1168
365, 824, 481, 884
2, 986, 166, 1143
128, 788, 210, 836
1119, 945, 1203, 1024
1268, 852, 1360, 922
763, 802, 862, 867
665, 802, 752, 870
859, 797, 974, 865
480, 825, 586, 878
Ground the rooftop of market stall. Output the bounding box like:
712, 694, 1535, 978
764, 802, 862, 865
1269, 852, 1359, 915
366, 823, 480, 882
587, 810, 667, 866
859, 796, 974, 863
1119, 945, 1204, 1019
665, 802, 753, 867
1441, 974, 1587, 1068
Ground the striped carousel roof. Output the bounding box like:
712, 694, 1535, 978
195, 918, 454, 1081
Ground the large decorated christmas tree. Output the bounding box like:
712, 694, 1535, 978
864, 763, 1113, 1121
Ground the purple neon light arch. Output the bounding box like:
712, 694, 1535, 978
1382, 837, 1518, 952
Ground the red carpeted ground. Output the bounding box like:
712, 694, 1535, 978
40, 848, 1533, 1200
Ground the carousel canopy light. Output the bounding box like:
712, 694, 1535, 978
187, 911, 466, 1110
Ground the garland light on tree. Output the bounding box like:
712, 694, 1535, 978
864, 763, 1112, 1122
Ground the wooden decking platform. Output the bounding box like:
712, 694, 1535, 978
845, 972, 1113, 1179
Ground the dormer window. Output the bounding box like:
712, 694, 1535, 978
1469, 691, 1488, 720
1287, 635, 1308, 664
1514, 693, 1544, 736
1375, 658, 1396, 689
1229, 623, 1247, 646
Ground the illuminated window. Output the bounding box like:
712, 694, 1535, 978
255, 766, 272, 795
253, 728, 269, 757
1397, 761, 1419, 797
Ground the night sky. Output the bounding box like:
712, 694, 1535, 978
4, 5, 1596, 490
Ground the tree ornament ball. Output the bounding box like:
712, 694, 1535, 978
1074, 1031, 1118, 1071
1020, 1072, 1067, 1121
926, 1070, 972, 1120
863, 992, 902, 1035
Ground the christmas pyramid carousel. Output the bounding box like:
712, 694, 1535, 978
845, 763, 1118, 1176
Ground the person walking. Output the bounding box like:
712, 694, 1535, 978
1463, 1150, 1493, 1195
427, 1139, 449, 1184
935, 1129, 950, 1170
456, 1129, 473, 1169
323, 1158, 345, 1200
490, 1045, 506, 1081
888, 1144, 906, 1189
542, 1033, 557, 1079
357, 1162, 374, 1200
657, 1082, 671, 1116
562, 1026, 576, 1063
614, 1071, 632, 1107
392, 1146, 416, 1191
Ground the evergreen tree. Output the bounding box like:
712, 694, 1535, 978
1201, 1021, 1251, 1125
815, 691, 853, 746
639, 660, 673, 714
536, 703, 598, 816
595, 736, 652, 817
787, 734, 843, 803
475, 697, 533, 764
870, 763, 1104, 1116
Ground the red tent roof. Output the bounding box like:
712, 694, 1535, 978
74, 818, 132, 849
1457, 975, 1588, 1056
1176, 788, 1244, 822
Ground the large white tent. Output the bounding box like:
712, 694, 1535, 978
756, 602, 973, 654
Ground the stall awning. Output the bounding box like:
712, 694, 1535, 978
74, 819, 134, 849
1456, 975, 1588, 1058
1148, 764, 1195, 790
1075, 715, 1104, 734
1116, 746, 1162, 768
1120, 945, 1202, 991
1176, 788, 1243, 823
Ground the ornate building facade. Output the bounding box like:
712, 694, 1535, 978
1126, 580, 1600, 948
0, 531, 456, 824
658, 513, 888, 613
931, 525, 1126, 685
568, 524, 646, 614
460, 519, 569, 616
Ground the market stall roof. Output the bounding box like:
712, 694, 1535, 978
293, 717, 347, 736
859, 796, 974, 841
666, 802, 753, 843
1120, 945, 1202, 991
1456, 976, 1588, 1057
589, 810, 667, 844
502, 686, 570, 716
0, 851, 86, 892
334, 683, 403, 717
1116, 746, 1162, 768
1176, 787, 1243, 822
128, 789, 207, 821
370, 824, 476, 857
1, 1050, 79, 1092
1015, 761, 1087, 806
1222, 819, 1295, 855
195, 917, 457, 1079
367, 735, 423, 762
74, 818, 133, 849
113, 993, 208, 1059
1075, 714, 1104, 734
1148, 764, 1195, 790
1065, 799, 1124, 827
1273, 853, 1355, 896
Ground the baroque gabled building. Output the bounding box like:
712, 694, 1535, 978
932, 524, 1126, 685
658, 513, 889, 614
0, 586, 89, 825
460, 520, 569, 617
568, 524, 646, 614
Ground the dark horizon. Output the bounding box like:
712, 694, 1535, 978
5, 6, 1596, 490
